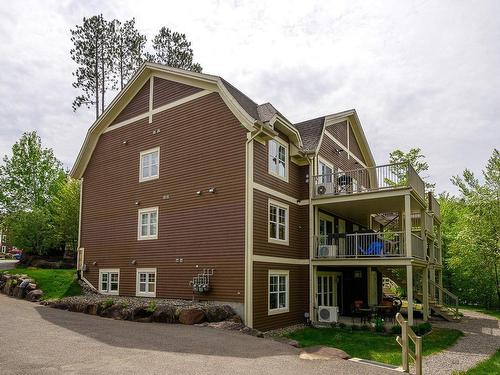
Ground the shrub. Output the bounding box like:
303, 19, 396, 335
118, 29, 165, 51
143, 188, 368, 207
101, 299, 114, 309
146, 300, 157, 313
338, 322, 346, 329
373, 316, 385, 333
411, 322, 432, 336
361, 324, 370, 331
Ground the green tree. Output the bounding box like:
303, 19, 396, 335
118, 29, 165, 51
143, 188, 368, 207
51, 178, 80, 255
0, 131, 65, 213
71, 15, 114, 119
388, 148, 436, 190
446, 149, 500, 307
146, 27, 202, 72
110, 18, 147, 90
4, 208, 56, 255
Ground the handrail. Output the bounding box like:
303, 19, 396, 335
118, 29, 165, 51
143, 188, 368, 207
312, 162, 426, 200
396, 312, 422, 374
429, 279, 459, 318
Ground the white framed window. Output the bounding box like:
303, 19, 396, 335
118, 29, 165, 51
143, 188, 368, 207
139, 147, 160, 182
99, 269, 119, 295
1, 245, 6, 253
136, 268, 157, 297
268, 199, 289, 245
268, 138, 288, 181
318, 158, 333, 183
138, 207, 159, 240
268, 270, 289, 315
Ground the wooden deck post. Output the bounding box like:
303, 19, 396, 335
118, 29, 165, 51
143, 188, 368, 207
422, 267, 429, 321
404, 194, 412, 257
401, 318, 409, 372
406, 265, 414, 326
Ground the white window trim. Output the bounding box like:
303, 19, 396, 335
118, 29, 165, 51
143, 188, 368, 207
139, 147, 160, 182
268, 198, 289, 246
268, 138, 289, 182
268, 269, 290, 315
99, 268, 120, 295
137, 207, 159, 240
136, 268, 157, 297
317, 156, 334, 176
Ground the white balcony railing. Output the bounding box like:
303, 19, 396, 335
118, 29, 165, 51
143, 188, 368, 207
313, 162, 426, 201
314, 231, 425, 260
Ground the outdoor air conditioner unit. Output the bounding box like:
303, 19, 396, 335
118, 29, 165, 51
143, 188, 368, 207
318, 306, 339, 323
317, 244, 336, 258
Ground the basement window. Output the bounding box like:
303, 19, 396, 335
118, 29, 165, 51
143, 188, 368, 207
99, 269, 119, 295
136, 268, 157, 297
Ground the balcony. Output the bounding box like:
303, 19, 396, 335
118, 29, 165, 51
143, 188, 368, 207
428, 192, 441, 222
313, 162, 426, 201
314, 231, 425, 260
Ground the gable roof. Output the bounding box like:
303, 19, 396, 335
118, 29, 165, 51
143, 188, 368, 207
294, 116, 325, 152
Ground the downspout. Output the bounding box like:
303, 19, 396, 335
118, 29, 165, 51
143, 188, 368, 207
244, 123, 266, 328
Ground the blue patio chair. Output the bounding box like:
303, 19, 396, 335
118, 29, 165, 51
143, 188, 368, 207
359, 240, 384, 256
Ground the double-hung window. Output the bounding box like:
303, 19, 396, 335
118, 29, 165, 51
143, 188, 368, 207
268, 200, 288, 245
136, 268, 157, 297
99, 269, 119, 295
268, 270, 289, 314
138, 207, 158, 240
318, 159, 333, 183
268, 139, 288, 181
139, 147, 159, 182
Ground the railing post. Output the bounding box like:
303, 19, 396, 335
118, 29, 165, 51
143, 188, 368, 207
404, 194, 412, 257
422, 267, 429, 322
402, 320, 409, 372
407, 265, 414, 326
415, 336, 422, 375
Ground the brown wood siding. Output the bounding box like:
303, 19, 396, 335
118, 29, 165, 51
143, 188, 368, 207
253, 262, 309, 331
153, 77, 203, 109
253, 190, 309, 259
325, 120, 347, 146
348, 125, 365, 163
319, 133, 359, 172
253, 132, 308, 200
81, 92, 247, 303
111, 80, 150, 125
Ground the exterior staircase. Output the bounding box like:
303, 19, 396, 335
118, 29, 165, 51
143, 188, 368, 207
381, 275, 461, 322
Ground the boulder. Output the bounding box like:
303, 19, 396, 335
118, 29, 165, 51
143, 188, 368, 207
26, 289, 44, 302
179, 308, 206, 325
99, 304, 124, 319
68, 301, 87, 313
129, 307, 154, 322
239, 326, 264, 338
152, 305, 177, 323
204, 305, 236, 322
84, 303, 99, 315
299, 346, 350, 360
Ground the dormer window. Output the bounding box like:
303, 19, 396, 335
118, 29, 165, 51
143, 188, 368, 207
140, 147, 159, 182
268, 139, 288, 181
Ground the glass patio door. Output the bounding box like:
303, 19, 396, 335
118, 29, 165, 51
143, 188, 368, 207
317, 274, 335, 307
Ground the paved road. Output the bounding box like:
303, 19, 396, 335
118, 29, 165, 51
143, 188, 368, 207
0, 260, 18, 271
0, 295, 395, 375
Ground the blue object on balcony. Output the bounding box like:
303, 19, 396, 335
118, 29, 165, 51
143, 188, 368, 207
359, 241, 384, 256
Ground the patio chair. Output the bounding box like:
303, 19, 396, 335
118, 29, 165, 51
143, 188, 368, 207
358, 240, 384, 256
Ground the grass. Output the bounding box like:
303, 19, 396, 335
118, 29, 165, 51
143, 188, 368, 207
2, 266, 81, 300
288, 326, 463, 366
456, 349, 500, 374
460, 305, 500, 320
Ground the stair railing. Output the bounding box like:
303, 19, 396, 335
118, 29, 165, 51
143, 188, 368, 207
396, 312, 422, 374
429, 279, 459, 318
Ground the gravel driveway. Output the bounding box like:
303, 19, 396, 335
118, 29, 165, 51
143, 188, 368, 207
0, 295, 395, 375
416, 310, 500, 374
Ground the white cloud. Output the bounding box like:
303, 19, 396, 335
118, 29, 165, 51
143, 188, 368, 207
0, 0, 499, 193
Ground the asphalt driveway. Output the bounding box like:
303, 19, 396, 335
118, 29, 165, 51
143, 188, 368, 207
0, 259, 18, 271
0, 295, 396, 375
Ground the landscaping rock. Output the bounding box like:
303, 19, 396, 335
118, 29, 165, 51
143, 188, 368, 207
204, 304, 235, 322
239, 326, 264, 338
152, 305, 177, 323
179, 308, 206, 325
130, 307, 154, 322
299, 346, 350, 361
270, 336, 301, 348
26, 289, 43, 302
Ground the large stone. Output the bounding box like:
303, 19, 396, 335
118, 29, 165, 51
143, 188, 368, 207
26, 289, 44, 302
152, 305, 177, 323
299, 346, 350, 360
204, 305, 236, 322
179, 308, 206, 325
239, 326, 264, 338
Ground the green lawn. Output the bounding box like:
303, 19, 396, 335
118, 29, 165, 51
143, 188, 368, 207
457, 349, 500, 374
460, 305, 500, 320
288, 326, 463, 366
2, 267, 81, 300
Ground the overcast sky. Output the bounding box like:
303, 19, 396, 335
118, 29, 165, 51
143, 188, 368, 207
0, 0, 498, 194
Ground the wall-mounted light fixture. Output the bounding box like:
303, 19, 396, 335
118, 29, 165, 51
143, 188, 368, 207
208, 187, 216, 194
92, 261, 97, 266
163, 194, 170, 200
196, 191, 202, 196
131, 259, 137, 265
122, 140, 128, 145
135, 201, 140, 206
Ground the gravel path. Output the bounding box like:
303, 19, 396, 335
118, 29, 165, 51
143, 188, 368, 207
415, 310, 500, 374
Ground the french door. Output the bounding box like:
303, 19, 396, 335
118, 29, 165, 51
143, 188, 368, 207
316, 272, 340, 307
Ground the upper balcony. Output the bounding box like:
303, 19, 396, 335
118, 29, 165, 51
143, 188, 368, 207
428, 192, 441, 223
313, 162, 426, 202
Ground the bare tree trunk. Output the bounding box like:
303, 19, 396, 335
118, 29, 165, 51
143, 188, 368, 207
494, 258, 500, 306
101, 36, 105, 114
95, 36, 99, 120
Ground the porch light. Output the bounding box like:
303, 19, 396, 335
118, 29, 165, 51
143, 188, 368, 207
196, 191, 202, 196
208, 187, 216, 194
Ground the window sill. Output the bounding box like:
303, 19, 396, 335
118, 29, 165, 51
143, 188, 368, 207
100, 291, 119, 296
136, 292, 156, 298
138, 236, 158, 241
268, 238, 289, 246
139, 175, 159, 183
268, 308, 289, 316
268, 171, 289, 183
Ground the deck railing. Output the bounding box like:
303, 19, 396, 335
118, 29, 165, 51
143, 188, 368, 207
313, 162, 426, 200
314, 231, 426, 259
429, 280, 459, 319
428, 192, 441, 222
425, 212, 433, 234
